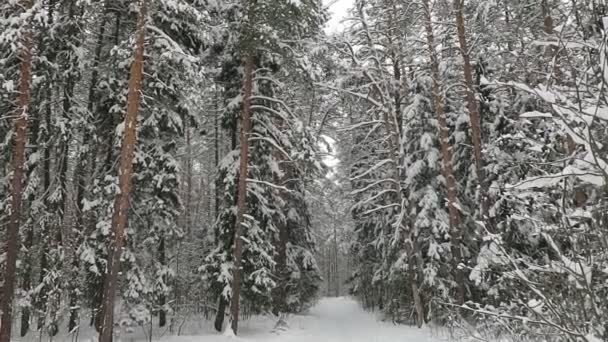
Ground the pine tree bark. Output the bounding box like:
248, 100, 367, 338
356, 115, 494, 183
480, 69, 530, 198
229, 54, 254, 335
0, 1, 33, 340
422, 0, 465, 305
98, 0, 148, 340
541, 0, 561, 81
453, 0, 488, 221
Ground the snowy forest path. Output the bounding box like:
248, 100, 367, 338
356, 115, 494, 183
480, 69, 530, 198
170, 297, 441, 342
277, 297, 436, 342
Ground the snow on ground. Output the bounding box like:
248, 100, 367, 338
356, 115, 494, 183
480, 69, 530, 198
164, 297, 445, 342
11, 297, 448, 341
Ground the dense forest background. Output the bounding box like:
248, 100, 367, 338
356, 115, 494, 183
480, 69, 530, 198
2, 0, 608, 341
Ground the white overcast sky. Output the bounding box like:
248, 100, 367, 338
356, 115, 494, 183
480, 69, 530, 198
324, 0, 353, 33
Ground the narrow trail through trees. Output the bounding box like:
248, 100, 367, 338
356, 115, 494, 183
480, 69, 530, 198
171, 297, 439, 342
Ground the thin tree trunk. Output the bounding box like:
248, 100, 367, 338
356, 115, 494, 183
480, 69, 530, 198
541, 1, 583, 206
93, 11, 123, 333
98, 0, 148, 340
20, 227, 34, 337
37, 0, 59, 329
229, 54, 254, 336
504, 1, 513, 52
453, 0, 488, 222
76, 9, 109, 331
47, 2, 79, 329
272, 115, 291, 316
333, 225, 339, 297
542, 0, 561, 81
19, 104, 41, 337
0, 1, 33, 339
326, 244, 331, 296
214, 297, 227, 332
158, 236, 167, 328
185, 126, 193, 234
212, 89, 228, 332
20, 223, 34, 337
37, 88, 52, 331
422, 0, 465, 305
174, 120, 191, 318
272, 216, 288, 316
214, 89, 221, 218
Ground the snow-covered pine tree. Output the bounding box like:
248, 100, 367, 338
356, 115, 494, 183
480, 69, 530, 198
200, 0, 326, 334
116, 0, 208, 330
66, 0, 208, 337
0, 0, 35, 339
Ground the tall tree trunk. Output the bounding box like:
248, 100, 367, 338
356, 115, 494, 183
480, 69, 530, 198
214, 89, 221, 218
158, 235, 167, 328
185, 125, 193, 235
503, 1, 513, 52
46, 6, 78, 330
333, 225, 339, 297
20, 224, 34, 337
98, 0, 148, 340
541, 0, 561, 81
389, 2, 426, 322
326, 244, 331, 296
19, 104, 42, 337
229, 54, 254, 336
19, 224, 34, 337
37, 88, 52, 331
36, 0, 59, 330
75, 10, 109, 331
272, 217, 288, 315
212, 89, 228, 332
214, 298, 227, 332
0, 1, 33, 340
272, 142, 288, 316
95, 14, 124, 333
453, 0, 488, 222
422, 0, 465, 305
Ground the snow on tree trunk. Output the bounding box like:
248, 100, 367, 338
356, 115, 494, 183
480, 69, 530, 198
229, 54, 254, 335
422, 0, 465, 305
453, 0, 488, 223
